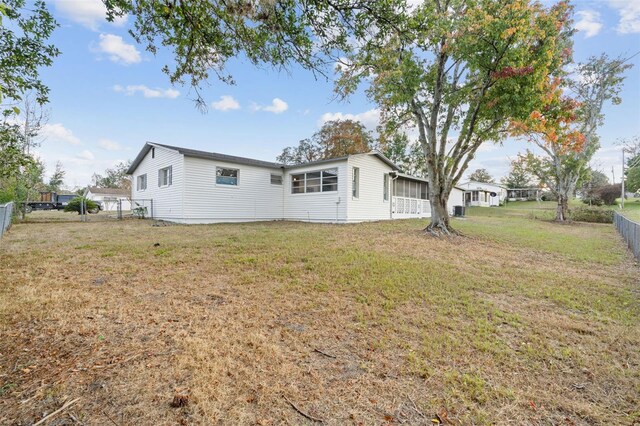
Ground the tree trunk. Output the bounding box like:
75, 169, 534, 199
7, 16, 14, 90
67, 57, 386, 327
556, 194, 569, 221
426, 192, 454, 236
554, 175, 577, 222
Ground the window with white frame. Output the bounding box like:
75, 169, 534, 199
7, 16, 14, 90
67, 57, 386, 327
216, 167, 238, 185
383, 174, 389, 201
158, 166, 172, 187
270, 174, 283, 185
137, 174, 147, 191
393, 178, 428, 200
352, 167, 359, 198
290, 168, 338, 194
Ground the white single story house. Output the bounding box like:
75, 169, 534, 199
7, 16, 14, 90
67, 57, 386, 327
85, 186, 132, 211
458, 181, 508, 207
126, 142, 464, 224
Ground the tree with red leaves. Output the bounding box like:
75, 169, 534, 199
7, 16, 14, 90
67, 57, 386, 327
511, 54, 632, 221
337, 0, 573, 235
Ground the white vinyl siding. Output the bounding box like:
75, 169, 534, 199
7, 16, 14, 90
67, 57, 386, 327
447, 188, 464, 214
284, 160, 348, 222
182, 157, 283, 223
130, 145, 184, 220
347, 154, 398, 222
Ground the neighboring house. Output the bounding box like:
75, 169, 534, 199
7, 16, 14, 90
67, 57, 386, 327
126, 142, 465, 224
85, 187, 132, 211
458, 181, 508, 207
506, 188, 542, 201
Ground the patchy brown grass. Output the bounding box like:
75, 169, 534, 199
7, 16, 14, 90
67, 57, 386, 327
0, 217, 638, 425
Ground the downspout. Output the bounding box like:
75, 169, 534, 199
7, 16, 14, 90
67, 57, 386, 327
281, 166, 285, 221
389, 171, 399, 219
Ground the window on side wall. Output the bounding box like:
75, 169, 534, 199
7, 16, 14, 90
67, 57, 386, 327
352, 167, 359, 198
383, 174, 389, 201
137, 174, 147, 191
216, 167, 239, 185
158, 166, 172, 187
290, 168, 338, 194
270, 174, 283, 185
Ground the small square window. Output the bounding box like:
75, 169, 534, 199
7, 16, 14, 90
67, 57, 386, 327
270, 174, 283, 185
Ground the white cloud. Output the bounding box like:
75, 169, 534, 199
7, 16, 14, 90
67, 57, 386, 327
211, 95, 240, 111
609, 0, 640, 34
98, 138, 123, 151
319, 109, 380, 130
94, 34, 141, 65
252, 98, 289, 114
477, 142, 500, 153
77, 150, 95, 160
113, 84, 180, 99
53, 0, 126, 31
574, 10, 603, 38
41, 123, 81, 145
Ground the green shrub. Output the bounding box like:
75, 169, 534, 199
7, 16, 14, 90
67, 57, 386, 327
582, 194, 604, 206
64, 197, 99, 214
596, 184, 621, 206
570, 206, 614, 223
540, 191, 557, 201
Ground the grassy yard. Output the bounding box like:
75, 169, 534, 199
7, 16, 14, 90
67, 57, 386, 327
473, 198, 640, 223
0, 215, 638, 425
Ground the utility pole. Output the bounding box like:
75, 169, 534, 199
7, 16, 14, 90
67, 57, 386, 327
612, 167, 615, 184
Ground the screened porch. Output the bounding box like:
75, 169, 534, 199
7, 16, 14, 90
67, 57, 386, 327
391, 175, 430, 218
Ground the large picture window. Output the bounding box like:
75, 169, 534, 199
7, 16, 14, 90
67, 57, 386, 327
216, 167, 239, 186
158, 166, 172, 187
291, 168, 338, 194
137, 174, 147, 191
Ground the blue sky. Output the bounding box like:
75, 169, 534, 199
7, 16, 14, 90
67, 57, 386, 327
31, 0, 640, 188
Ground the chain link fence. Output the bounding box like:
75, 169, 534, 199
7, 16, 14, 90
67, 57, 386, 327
0, 202, 14, 239
613, 211, 640, 260
128, 199, 154, 220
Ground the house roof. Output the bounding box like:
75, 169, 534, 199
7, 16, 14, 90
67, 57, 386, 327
284, 152, 400, 171
127, 142, 283, 174
391, 171, 428, 183
126, 143, 401, 174
86, 186, 130, 196
458, 181, 507, 190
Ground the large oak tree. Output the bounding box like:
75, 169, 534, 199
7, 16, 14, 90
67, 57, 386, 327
106, 0, 572, 234
337, 0, 573, 233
